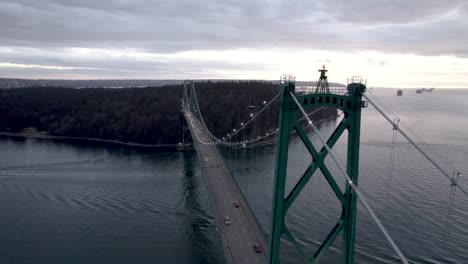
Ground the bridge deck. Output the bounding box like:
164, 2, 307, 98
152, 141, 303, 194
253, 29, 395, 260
185, 113, 268, 263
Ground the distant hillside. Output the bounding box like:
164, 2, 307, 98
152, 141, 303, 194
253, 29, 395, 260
0, 78, 184, 89
0, 81, 337, 145
0, 78, 345, 89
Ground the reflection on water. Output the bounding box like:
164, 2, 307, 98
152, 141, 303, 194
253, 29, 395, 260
0, 139, 224, 264
181, 151, 223, 264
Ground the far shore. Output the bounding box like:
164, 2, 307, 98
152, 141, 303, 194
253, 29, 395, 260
0, 132, 179, 148
0, 109, 338, 149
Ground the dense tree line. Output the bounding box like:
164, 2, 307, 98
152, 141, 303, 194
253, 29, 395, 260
0, 81, 336, 145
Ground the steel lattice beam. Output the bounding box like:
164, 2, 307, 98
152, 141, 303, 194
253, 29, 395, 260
269, 81, 366, 264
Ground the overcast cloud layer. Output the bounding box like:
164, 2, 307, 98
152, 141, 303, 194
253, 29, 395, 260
1, 0, 467, 87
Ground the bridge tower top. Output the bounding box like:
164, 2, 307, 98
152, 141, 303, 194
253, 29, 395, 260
315, 65, 330, 93
318, 64, 328, 79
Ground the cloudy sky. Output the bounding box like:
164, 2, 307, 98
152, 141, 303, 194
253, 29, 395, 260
1, 0, 467, 87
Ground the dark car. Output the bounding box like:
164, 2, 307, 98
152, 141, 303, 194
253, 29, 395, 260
233, 201, 240, 208
253, 244, 262, 253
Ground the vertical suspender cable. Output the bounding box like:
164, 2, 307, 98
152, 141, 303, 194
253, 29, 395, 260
363, 94, 468, 197
387, 121, 398, 199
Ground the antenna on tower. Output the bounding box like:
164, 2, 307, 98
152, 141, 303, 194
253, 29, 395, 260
315, 65, 330, 93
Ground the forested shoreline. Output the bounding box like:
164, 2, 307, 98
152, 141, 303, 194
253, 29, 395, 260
0, 81, 336, 145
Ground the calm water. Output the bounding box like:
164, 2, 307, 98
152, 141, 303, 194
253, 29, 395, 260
1, 88, 468, 263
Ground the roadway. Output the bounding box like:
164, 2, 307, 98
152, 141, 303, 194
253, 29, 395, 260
185, 112, 268, 263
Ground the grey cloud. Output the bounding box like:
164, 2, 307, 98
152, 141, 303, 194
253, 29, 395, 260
0, 0, 465, 55
328, 0, 466, 24
0, 46, 273, 79
364, 15, 468, 57
0, 48, 170, 71
0, 66, 135, 79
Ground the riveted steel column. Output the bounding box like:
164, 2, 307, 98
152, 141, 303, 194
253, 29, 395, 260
269, 82, 297, 264
342, 83, 365, 264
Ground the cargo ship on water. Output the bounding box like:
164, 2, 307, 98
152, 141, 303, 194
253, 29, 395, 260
416, 88, 435, 94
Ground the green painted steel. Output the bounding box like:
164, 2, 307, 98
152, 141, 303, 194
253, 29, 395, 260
268, 81, 297, 264
342, 83, 365, 263
269, 82, 366, 264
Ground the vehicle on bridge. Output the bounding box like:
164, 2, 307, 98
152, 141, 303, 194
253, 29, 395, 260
224, 216, 231, 225
253, 243, 262, 253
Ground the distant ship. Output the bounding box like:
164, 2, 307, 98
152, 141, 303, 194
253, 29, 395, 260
416, 88, 434, 94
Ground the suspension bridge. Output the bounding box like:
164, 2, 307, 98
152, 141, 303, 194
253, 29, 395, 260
0, 67, 464, 263
180, 67, 466, 264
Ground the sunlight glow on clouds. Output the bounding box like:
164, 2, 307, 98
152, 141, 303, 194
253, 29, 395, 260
1, 47, 467, 88
0, 62, 101, 70
0, 0, 467, 87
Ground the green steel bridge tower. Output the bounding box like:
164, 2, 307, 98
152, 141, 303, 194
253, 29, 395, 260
269, 73, 367, 264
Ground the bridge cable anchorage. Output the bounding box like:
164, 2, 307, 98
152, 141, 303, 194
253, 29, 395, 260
290, 92, 409, 264
362, 93, 468, 198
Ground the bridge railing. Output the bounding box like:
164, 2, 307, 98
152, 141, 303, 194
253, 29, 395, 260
295, 85, 348, 95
